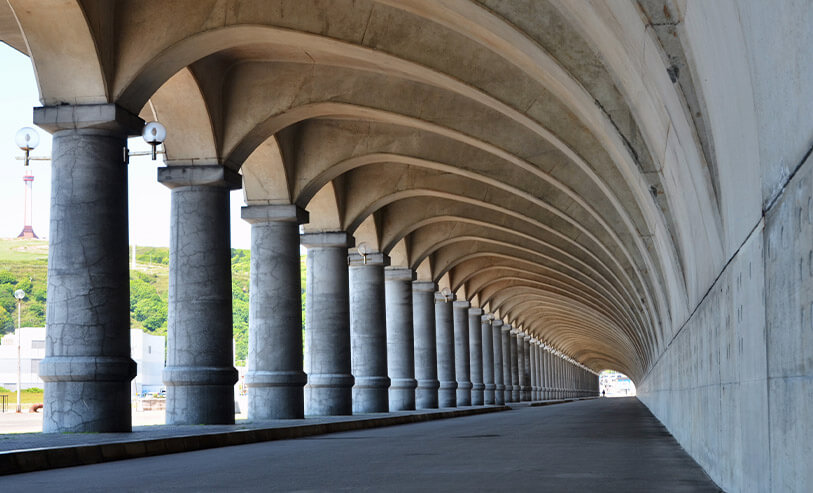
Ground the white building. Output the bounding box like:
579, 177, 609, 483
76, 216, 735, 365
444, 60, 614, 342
0, 327, 165, 394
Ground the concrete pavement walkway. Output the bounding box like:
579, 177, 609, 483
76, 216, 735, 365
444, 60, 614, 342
0, 398, 720, 492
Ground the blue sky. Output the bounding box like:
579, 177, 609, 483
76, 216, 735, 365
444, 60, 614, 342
0, 43, 252, 249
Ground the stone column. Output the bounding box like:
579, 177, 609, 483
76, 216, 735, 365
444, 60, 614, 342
385, 268, 417, 411
413, 281, 439, 409
160, 165, 240, 425
481, 315, 495, 404
453, 300, 472, 406
301, 232, 355, 416
435, 291, 457, 407
492, 320, 505, 405
509, 331, 519, 403
468, 307, 484, 405
542, 348, 551, 400
349, 252, 390, 414
36, 104, 140, 432
530, 341, 538, 401
522, 335, 532, 401
514, 332, 523, 403
501, 325, 512, 404
242, 205, 309, 420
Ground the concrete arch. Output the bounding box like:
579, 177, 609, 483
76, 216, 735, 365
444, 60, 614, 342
8, 0, 109, 105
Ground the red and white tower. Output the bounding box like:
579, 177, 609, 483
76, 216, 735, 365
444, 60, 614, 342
17, 171, 38, 239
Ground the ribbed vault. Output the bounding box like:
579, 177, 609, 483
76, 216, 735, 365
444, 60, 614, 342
0, 0, 728, 382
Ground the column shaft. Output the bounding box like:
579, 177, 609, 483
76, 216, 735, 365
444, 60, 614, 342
453, 301, 472, 406
242, 205, 308, 420
522, 337, 532, 401
413, 282, 439, 408
349, 253, 390, 413
492, 321, 505, 405
510, 333, 519, 403
481, 317, 495, 404
385, 269, 417, 411
161, 166, 240, 425
435, 293, 457, 407
515, 334, 524, 402
468, 308, 484, 405
302, 232, 354, 416
501, 327, 511, 404
37, 105, 141, 432
530, 343, 536, 401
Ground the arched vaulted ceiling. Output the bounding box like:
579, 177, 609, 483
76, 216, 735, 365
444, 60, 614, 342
0, 0, 733, 380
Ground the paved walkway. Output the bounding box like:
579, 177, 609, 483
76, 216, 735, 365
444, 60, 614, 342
1, 398, 719, 491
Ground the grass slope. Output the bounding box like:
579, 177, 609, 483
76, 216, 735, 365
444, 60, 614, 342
0, 239, 308, 365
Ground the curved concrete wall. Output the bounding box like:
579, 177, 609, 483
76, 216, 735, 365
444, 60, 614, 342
638, 2, 813, 492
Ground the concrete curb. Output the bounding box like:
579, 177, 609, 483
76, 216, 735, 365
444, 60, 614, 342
527, 397, 598, 407
0, 406, 510, 476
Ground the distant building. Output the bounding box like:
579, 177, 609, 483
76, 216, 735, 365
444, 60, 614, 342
0, 327, 165, 394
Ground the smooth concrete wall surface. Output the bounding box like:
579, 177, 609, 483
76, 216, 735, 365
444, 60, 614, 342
638, 2, 812, 491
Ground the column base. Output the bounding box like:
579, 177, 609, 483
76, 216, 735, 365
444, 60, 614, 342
495, 385, 505, 405
352, 376, 391, 414
512, 389, 520, 402
247, 370, 307, 420
484, 384, 496, 405
438, 381, 457, 407
164, 365, 238, 425
305, 373, 354, 416
40, 356, 136, 433
416, 379, 439, 409
456, 382, 473, 406
389, 378, 417, 411
471, 383, 485, 405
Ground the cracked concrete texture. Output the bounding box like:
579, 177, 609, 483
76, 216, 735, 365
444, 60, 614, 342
302, 232, 354, 416
243, 206, 307, 420
349, 255, 390, 414
412, 281, 438, 409
385, 269, 417, 411
40, 127, 136, 433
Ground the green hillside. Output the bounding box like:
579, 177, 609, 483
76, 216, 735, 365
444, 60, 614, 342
0, 239, 306, 365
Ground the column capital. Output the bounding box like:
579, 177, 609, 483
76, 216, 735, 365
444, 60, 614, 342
241, 204, 308, 224
412, 280, 438, 292
301, 231, 354, 249
523, 334, 531, 341
468, 307, 483, 316
435, 291, 457, 303
348, 252, 390, 266
502, 324, 512, 333
158, 165, 242, 190
34, 103, 144, 136
385, 267, 415, 281
492, 320, 504, 329
452, 300, 470, 309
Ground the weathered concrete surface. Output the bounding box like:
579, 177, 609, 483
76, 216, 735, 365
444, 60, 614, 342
242, 205, 308, 420
301, 232, 354, 416
385, 268, 417, 411
0, 399, 719, 492
452, 300, 472, 406
35, 105, 140, 433
468, 308, 485, 405
434, 293, 457, 408
481, 316, 495, 405
349, 253, 390, 414
159, 165, 241, 426
412, 281, 439, 409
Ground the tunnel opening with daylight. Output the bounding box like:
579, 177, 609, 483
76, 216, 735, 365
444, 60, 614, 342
0, 1, 810, 492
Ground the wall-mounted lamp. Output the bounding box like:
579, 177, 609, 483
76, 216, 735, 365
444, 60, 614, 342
356, 242, 369, 265
142, 121, 167, 160
15, 127, 39, 167
440, 287, 453, 303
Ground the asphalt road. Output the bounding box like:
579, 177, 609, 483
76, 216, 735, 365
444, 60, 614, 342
2, 397, 720, 492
